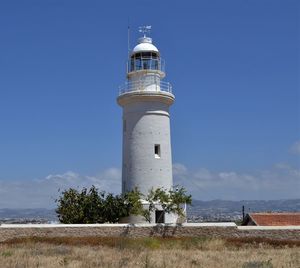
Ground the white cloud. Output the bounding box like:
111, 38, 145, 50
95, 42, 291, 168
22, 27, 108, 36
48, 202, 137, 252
289, 140, 300, 155
0, 168, 121, 209
173, 162, 300, 201
0, 161, 299, 209
172, 163, 188, 176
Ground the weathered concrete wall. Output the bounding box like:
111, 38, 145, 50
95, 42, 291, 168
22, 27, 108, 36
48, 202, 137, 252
0, 223, 299, 242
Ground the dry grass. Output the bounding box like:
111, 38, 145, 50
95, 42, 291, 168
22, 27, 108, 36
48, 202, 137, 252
0, 237, 299, 268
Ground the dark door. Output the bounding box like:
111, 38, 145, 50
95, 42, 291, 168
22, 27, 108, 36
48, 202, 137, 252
155, 210, 165, 223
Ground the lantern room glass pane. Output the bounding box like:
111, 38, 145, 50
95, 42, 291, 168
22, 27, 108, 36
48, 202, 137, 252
129, 53, 163, 72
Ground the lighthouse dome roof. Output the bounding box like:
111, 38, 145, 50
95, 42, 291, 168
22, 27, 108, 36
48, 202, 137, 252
132, 37, 159, 54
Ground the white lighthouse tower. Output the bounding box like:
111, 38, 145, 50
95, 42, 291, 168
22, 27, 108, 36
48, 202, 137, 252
117, 26, 175, 223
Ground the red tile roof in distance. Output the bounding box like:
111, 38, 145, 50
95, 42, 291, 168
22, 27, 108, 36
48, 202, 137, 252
249, 213, 300, 226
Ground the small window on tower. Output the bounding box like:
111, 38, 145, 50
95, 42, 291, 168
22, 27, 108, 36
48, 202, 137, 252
154, 144, 161, 158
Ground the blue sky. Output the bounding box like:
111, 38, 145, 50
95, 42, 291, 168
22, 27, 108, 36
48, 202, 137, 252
0, 0, 299, 207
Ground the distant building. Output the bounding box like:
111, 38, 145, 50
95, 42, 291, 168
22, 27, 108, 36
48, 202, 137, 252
242, 212, 300, 226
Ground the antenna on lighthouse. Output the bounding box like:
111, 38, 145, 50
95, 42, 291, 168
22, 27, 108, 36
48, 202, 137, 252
139, 25, 152, 37
127, 20, 130, 58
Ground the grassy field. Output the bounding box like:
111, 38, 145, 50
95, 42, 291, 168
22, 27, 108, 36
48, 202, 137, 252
0, 237, 299, 268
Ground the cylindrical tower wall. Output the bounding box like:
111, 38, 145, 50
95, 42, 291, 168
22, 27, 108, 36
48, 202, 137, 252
121, 99, 173, 196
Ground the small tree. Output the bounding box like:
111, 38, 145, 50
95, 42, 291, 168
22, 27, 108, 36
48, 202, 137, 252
55, 188, 84, 224
81, 186, 106, 223
123, 187, 147, 215
145, 186, 192, 223
102, 189, 146, 223
56, 186, 106, 224
102, 193, 125, 223
56, 186, 146, 224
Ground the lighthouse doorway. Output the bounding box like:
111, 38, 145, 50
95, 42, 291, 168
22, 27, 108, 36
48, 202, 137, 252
155, 210, 165, 223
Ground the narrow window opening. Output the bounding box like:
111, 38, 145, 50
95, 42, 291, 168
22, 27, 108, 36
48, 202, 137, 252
154, 144, 161, 158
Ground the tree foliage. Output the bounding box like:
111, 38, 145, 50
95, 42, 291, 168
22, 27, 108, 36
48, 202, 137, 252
56, 186, 144, 224
56, 185, 192, 224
